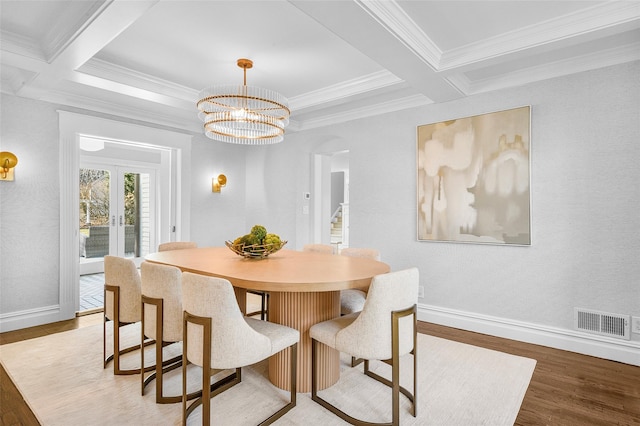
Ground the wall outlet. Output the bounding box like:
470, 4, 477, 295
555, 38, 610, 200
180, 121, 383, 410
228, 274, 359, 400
632, 317, 640, 334
418, 286, 424, 299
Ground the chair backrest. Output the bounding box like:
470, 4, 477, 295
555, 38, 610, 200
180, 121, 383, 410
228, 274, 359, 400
140, 261, 183, 342
182, 272, 271, 369
302, 244, 333, 254
340, 247, 381, 261
158, 241, 197, 252
335, 268, 418, 360
104, 255, 142, 323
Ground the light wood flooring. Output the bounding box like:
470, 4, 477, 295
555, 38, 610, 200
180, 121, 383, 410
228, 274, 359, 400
1, 315, 639, 425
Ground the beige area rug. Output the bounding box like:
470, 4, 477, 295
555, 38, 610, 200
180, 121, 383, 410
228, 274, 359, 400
0, 323, 536, 425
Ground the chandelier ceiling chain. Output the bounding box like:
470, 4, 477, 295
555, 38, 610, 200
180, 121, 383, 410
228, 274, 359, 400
197, 58, 290, 145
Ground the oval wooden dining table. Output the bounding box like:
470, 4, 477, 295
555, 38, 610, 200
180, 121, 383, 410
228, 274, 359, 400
145, 246, 390, 392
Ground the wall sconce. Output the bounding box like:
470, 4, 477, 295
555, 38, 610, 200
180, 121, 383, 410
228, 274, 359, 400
0, 151, 18, 181
212, 174, 227, 193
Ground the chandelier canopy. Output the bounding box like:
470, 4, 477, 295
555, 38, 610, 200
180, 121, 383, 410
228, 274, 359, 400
197, 58, 290, 145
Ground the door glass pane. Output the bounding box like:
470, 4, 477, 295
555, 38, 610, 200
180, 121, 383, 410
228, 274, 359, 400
79, 168, 111, 260
123, 172, 151, 259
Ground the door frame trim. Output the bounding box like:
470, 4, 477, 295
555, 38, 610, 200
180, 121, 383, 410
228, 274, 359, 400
59, 111, 191, 320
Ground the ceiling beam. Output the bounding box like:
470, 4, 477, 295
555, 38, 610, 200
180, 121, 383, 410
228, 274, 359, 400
289, 0, 463, 104
17, 0, 159, 99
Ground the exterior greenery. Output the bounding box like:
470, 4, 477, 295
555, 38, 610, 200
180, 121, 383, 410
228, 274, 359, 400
79, 169, 138, 229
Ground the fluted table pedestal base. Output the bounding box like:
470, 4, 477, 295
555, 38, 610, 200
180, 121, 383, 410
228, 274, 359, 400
268, 290, 340, 392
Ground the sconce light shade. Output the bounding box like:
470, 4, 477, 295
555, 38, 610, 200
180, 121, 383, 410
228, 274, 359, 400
212, 174, 227, 193
0, 151, 18, 181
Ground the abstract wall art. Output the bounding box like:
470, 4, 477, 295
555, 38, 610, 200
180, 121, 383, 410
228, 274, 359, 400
417, 106, 531, 245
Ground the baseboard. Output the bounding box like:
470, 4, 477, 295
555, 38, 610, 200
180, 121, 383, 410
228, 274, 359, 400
418, 304, 640, 367
0, 305, 62, 333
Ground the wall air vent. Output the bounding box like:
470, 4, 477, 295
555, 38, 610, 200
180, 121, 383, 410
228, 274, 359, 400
574, 308, 630, 340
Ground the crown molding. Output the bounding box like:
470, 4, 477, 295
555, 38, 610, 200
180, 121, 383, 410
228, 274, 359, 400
440, 1, 640, 71
448, 41, 640, 96
297, 94, 431, 131
289, 69, 403, 111
41, 89, 199, 134
71, 71, 194, 110
0, 30, 44, 62
354, 0, 442, 69
80, 58, 198, 102
80, 59, 409, 117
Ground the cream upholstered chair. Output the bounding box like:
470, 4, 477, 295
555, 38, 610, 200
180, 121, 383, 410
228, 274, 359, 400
339, 247, 381, 316
158, 241, 267, 320
340, 247, 380, 260
302, 243, 333, 254
310, 268, 418, 426
182, 272, 300, 425
158, 241, 197, 252
246, 289, 269, 321
104, 255, 154, 375
140, 261, 192, 404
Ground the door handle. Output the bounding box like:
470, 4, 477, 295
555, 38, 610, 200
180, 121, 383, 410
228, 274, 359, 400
119, 215, 123, 226
111, 215, 115, 226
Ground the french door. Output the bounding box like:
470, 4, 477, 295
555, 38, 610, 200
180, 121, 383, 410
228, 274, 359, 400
79, 163, 157, 274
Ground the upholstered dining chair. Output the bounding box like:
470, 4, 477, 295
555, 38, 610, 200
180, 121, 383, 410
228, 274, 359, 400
340, 247, 381, 260
158, 241, 198, 252
302, 243, 333, 254
157, 241, 266, 321
309, 267, 418, 426
181, 272, 300, 426
246, 289, 269, 321
339, 247, 381, 316
104, 255, 154, 375
140, 261, 190, 404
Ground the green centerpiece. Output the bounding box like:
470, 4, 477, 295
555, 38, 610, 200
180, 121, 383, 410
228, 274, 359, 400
226, 225, 287, 258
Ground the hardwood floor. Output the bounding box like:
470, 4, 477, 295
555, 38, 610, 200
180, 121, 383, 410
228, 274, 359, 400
1, 316, 638, 425
418, 322, 640, 426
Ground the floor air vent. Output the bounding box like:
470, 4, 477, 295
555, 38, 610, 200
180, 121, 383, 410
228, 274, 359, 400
574, 308, 630, 340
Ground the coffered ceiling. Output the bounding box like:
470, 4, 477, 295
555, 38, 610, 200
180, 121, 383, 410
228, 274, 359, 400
1, 1, 639, 136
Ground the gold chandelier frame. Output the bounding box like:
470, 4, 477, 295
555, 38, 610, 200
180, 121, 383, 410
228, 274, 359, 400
197, 59, 290, 145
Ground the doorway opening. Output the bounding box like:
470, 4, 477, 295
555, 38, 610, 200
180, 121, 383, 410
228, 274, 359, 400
312, 150, 349, 251
77, 137, 167, 313
330, 151, 349, 252
58, 111, 191, 327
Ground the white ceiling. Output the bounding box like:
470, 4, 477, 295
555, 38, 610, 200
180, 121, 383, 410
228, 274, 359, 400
1, 1, 639, 136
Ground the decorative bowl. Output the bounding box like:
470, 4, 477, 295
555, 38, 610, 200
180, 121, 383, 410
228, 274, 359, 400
225, 240, 287, 259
